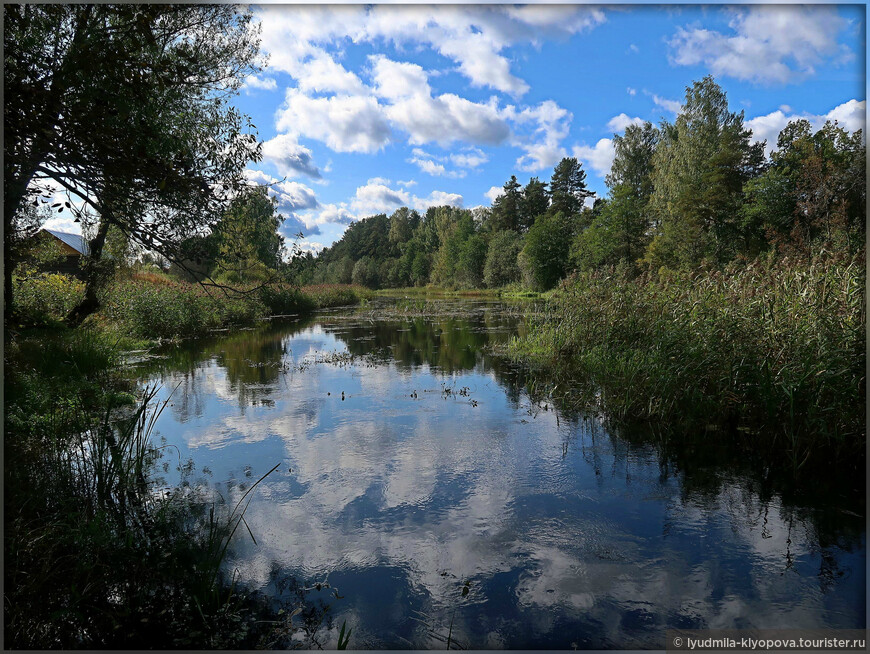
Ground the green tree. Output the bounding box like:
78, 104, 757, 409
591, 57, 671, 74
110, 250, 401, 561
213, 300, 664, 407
456, 234, 488, 288
388, 207, 419, 248
520, 211, 573, 290
574, 122, 659, 272
646, 76, 764, 269
483, 230, 523, 287
4, 4, 262, 321
520, 177, 549, 231
548, 157, 594, 217
489, 175, 523, 232
212, 186, 285, 284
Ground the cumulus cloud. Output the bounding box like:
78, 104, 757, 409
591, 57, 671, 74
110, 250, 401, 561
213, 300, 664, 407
242, 75, 278, 92
508, 100, 572, 171
261, 134, 321, 179
386, 93, 510, 146
256, 4, 606, 98
484, 185, 504, 203
311, 181, 464, 225
243, 169, 319, 221
350, 181, 410, 216
369, 55, 431, 99
450, 148, 488, 169
746, 98, 866, 155
276, 90, 391, 153
668, 6, 849, 84
606, 113, 645, 133
408, 149, 472, 178
651, 93, 682, 114
572, 138, 616, 177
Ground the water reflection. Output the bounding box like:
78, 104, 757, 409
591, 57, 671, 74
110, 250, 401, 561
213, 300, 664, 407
133, 299, 865, 649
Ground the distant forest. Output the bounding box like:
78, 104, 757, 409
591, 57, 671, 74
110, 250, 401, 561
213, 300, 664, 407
286, 76, 864, 291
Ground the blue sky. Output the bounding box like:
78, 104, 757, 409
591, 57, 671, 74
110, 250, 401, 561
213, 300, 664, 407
44, 4, 866, 252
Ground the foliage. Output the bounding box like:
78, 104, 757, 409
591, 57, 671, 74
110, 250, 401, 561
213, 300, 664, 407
3, 328, 293, 648
483, 230, 523, 288
548, 157, 594, 217
520, 211, 574, 290
489, 175, 522, 232
12, 271, 86, 326
4, 4, 263, 321
646, 76, 765, 269
212, 186, 286, 285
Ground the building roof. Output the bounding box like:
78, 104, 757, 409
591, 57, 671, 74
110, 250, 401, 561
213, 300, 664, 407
42, 229, 89, 255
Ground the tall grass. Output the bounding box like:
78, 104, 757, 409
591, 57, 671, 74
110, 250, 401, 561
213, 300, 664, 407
4, 329, 283, 647
509, 250, 865, 471
302, 283, 374, 308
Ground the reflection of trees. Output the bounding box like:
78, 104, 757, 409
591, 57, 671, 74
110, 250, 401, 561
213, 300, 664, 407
132, 303, 865, 571
133, 317, 317, 420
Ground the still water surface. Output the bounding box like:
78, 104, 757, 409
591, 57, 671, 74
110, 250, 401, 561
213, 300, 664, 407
130, 298, 865, 649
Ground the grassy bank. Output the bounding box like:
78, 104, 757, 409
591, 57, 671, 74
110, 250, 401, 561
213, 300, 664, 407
376, 283, 543, 299
5, 272, 371, 647
508, 251, 866, 474
12, 269, 372, 340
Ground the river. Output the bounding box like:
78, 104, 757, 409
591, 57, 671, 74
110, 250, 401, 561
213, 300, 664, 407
128, 297, 865, 649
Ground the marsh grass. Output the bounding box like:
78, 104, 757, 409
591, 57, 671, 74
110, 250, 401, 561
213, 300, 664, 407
509, 251, 866, 473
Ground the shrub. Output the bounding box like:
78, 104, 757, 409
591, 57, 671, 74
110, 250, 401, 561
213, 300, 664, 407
13, 272, 85, 325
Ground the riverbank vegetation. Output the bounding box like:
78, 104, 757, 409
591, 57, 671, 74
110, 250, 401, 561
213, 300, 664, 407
291, 76, 865, 472
4, 4, 365, 647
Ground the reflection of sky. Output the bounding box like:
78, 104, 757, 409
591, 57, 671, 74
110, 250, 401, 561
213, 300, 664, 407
140, 318, 866, 649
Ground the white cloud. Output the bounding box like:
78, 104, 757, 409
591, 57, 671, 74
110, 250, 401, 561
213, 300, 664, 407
651, 93, 682, 115
243, 169, 319, 214
419, 190, 464, 211
276, 89, 391, 153
313, 204, 356, 227
450, 148, 488, 169
350, 182, 410, 216
261, 134, 321, 179
293, 241, 326, 255
242, 75, 278, 92
313, 181, 465, 224
606, 113, 645, 133
508, 100, 572, 171
627, 87, 637, 96
408, 148, 473, 178
409, 154, 449, 177
256, 4, 606, 98
669, 6, 849, 84
746, 99, 866, 155
387, 93, 510, 146
484, 185, 504, 203
369, 54, 431, 99
572, 138, 615, 177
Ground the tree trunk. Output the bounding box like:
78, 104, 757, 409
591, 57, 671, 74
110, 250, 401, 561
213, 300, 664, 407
66, 217, 111, 327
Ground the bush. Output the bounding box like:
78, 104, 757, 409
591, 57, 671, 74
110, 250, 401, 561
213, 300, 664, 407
519, 211, 573, 290
258, 284, 316, 315
302, 284, 373, 308
483, 230, 522, 288
13, 272, 85, 325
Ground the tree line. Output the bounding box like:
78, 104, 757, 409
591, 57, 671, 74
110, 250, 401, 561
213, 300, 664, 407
293, 76, 864, 291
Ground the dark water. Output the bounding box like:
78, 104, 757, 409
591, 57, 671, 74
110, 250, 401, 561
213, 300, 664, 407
131, 298, 866, 649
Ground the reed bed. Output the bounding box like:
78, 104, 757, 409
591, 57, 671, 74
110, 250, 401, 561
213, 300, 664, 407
509, 250, 866, 471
